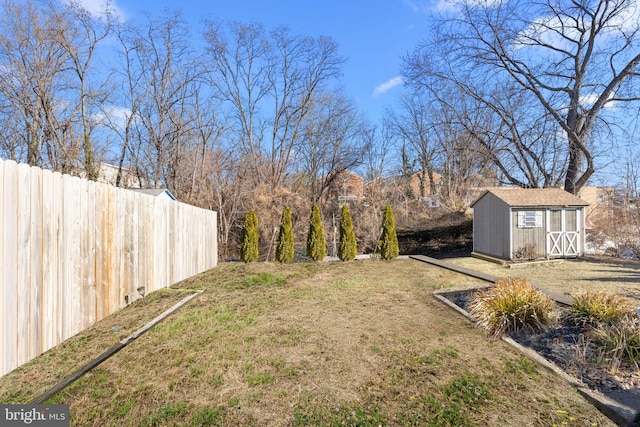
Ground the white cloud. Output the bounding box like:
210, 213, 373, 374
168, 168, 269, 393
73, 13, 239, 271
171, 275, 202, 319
66, 0, 126, 21
404, 0, 462, 14
403, 0, 431, 14
373, 77, 404, 98
515, 0, 640, 51
424, 0, 504, 14
433, 0, 460, 13
609, 0, 640, 31
93, 106, 134, 129
580, 92, 618, 111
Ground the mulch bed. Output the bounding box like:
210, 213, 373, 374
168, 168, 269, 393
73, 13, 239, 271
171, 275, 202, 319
442, 290, 640, 412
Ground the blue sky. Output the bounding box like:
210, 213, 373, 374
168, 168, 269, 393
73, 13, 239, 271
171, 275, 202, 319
73, 0, 639, 186
81, 0, 435, 122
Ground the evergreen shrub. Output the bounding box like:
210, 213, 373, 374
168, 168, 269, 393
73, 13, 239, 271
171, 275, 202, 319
306, 204, 326, 262
276, 206, 295, 263
338, 204, 357, 261
240, 210, 259, 263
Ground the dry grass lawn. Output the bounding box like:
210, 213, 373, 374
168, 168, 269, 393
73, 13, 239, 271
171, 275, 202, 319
441, 255, 640, 304
0, 259, 619, 426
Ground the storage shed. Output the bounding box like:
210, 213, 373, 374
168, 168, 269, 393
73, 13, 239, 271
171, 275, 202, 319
471, 188, 589, 260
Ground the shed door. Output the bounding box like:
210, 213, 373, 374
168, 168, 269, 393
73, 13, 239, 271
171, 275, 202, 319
548, 209, 579, 257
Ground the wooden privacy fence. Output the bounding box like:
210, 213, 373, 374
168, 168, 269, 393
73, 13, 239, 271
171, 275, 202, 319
0, 159, 218, 377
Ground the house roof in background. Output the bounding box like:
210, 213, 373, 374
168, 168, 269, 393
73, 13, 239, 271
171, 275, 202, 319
471, 187, 589, 208
131, 188, 176, 200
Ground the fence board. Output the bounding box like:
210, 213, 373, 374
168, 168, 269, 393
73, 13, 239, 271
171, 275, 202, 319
88, 180, 95, 327
0, 160, 5, 374
52, 171, 63, 346
104, 185, 116, 316
16, 163, 30, 368
63, 174, 77, 340
29, 166, 43, 359
41, 169, 53, 351
0, 159, 218, 377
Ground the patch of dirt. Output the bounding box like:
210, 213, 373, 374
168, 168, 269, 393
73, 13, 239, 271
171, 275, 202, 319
444, 290, 640, 416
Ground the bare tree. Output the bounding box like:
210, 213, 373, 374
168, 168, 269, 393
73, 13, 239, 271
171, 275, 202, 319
204, 21, 268, 178
204, 21, 345, 188
387, 94, 439, 198
0, 0, 114, 177
185, 89, 226, 200
404, 0, 640, 194
0, 0, 74, 170
124, 11, 203, 195
433, 98, 499, 210
360, 120, 396, 184
295, 92, 368, 204
385, 89, 498, 210
104, 20, 151, 188
0, 99, 24, 161
199, 148, 248, 260
58, 2, 113, 180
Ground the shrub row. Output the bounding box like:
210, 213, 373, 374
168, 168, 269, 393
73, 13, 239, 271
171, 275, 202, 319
240, 203, 399, 263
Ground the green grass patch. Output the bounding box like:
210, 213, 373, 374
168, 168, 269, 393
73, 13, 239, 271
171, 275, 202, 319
189, 406, 226, 426
240, 272, 287, 289
141, 402, 187, 426
293, 403, 387, 427
115, 396, 135, 419
443, 374, 490, 405
503, 356, 537, 376
247, 372, 274, 387
332, 277, 362, 289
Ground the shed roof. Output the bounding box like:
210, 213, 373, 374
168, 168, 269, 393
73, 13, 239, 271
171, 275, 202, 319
471, 187, 589, 208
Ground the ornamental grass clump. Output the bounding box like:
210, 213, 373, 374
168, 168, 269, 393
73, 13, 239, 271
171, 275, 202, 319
570, 289, 640, 366
569, 289, 633, 325
469, 277, 554, 337
592, 314, 640, 367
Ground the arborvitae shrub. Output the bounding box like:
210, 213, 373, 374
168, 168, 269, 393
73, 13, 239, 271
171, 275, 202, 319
376, 203, 399, 260
240, 210, 259, 263
338, 204, 357, 261
276, 206, 295, 263
306, 204, 326, 262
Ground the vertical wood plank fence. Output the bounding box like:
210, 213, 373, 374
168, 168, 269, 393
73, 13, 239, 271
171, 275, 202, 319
0, 159, 218, 377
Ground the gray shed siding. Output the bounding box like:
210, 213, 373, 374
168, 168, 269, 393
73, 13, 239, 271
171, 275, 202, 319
472, 193, 511, 259
511, 209, 547, 258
